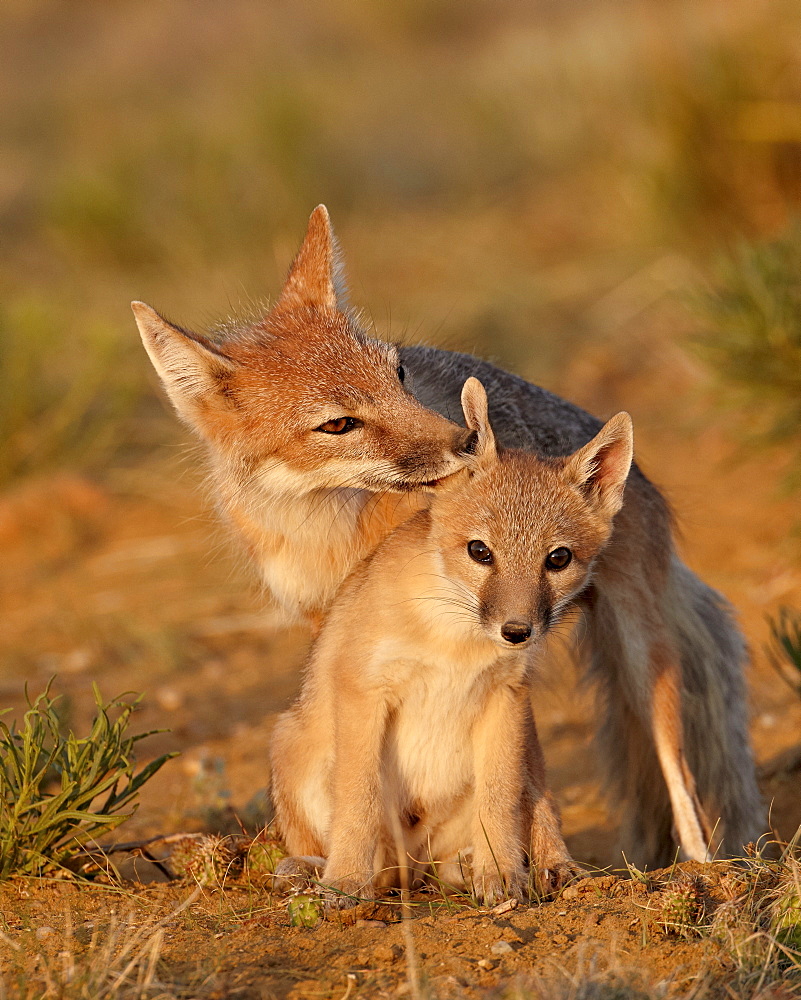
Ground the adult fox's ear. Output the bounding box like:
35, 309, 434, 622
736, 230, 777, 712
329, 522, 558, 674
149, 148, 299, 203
132, 301, 237, 428
566, 411, 633, 518
274, 205, 349, 313
460, 377, 497, 468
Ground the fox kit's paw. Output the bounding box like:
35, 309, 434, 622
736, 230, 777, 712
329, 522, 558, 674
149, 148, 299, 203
320, 870, 376, 911
534, 859, 583, 898
473, 867, 529, 908
273, 855, 326, 892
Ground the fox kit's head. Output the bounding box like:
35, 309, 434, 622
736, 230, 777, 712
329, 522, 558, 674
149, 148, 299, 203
429, 378, 633, 650
133, 206, 471, 495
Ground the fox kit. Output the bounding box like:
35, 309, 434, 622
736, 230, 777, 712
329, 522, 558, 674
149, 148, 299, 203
271, 377, 632, 904
135, 206, 764, 868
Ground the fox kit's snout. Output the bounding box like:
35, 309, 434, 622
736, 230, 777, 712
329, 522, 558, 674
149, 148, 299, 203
429, 377, 633, 653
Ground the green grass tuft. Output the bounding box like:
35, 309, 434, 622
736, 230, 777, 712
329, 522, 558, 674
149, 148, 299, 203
0, 680, 177, 880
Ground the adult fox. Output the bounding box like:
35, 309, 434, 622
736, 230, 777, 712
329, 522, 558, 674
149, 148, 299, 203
134, 206, 764, 867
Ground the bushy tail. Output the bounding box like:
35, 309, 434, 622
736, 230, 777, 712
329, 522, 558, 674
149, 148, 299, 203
584, 554, 764, 867
665, 557, 765, 857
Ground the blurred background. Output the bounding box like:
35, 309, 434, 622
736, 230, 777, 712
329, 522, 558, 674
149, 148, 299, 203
2, 0, 800, 864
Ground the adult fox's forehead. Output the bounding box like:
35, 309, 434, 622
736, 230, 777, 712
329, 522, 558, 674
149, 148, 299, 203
230, 325, 395, 384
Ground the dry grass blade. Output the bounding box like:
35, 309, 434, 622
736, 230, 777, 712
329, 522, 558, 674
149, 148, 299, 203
0, 888, 202, 1000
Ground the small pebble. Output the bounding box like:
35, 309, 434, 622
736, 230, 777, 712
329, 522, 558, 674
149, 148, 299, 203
477, 958, 497, 971
490, 940, 514, 955
373, 944, 401, 963
35, 926, 54, 940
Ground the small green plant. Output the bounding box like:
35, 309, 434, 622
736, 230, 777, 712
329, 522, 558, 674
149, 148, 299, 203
709, 843, 801, 987
768, 607, 801, 700
658, 876, 706, 938
287, 892, 324, 928
246, 835, 286, 876
0, 681, 176, 879
771, 882, 801, 953
168, 834, 234, 886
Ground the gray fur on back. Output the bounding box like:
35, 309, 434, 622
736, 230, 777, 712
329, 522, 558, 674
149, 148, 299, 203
400, 345, 603, 455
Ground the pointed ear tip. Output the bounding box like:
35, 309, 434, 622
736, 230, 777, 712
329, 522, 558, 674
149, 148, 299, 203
131, 301, 160, 330
607, 411, 633, 434
461, 376, 485, 397
309, 204, 332, 229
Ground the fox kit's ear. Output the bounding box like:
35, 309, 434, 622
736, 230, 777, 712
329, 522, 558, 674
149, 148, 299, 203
460, 377, 497, 467
275, 205, 349, 313
566, 411, 633, 518
132, 301, 237, 428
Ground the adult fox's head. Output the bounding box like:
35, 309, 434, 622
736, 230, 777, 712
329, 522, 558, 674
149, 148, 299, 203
429, 378, 633, 649
134, 206, 472, 496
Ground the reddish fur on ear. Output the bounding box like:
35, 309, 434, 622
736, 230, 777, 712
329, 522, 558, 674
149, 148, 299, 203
566, 411, 633, 517
275, 205, 348, 313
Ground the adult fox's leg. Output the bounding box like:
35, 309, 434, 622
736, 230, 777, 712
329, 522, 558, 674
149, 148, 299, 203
582, 496, 763, 864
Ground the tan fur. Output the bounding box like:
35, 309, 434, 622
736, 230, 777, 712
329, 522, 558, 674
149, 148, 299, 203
270, 379, 633, 905
133, 207, 472, 619
136, 205, 765, 866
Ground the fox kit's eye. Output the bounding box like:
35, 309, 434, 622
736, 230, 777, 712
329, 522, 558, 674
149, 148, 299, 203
467, 540, 493, 564
397, 364, 406, 384
545, 547, 572, 571
315, 417, 362, 434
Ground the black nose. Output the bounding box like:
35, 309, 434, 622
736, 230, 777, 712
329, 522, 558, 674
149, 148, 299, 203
501, 621, 532, 644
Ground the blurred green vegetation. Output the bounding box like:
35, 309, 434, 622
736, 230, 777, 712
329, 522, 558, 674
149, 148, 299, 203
2, 0, 801, 484
769, 608, 801, 700
694, 227, 801, 479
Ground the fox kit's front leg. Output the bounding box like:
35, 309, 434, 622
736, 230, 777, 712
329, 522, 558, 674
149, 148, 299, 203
470, 683, 533, 906
322, 683, 388, 906
522, 702, 581, 895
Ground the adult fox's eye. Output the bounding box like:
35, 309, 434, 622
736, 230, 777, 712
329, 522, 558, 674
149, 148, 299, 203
545, 547, 572, 571
467, 540, 493, 564
397, 365, 406, 384
315, 417, 362, 434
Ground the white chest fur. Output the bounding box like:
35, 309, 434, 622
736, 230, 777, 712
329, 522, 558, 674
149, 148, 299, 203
375, 643, 522, 825
217, 459, 370, 617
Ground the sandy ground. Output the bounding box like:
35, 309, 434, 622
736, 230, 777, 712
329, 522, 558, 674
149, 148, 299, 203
1, 341, 800, 998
